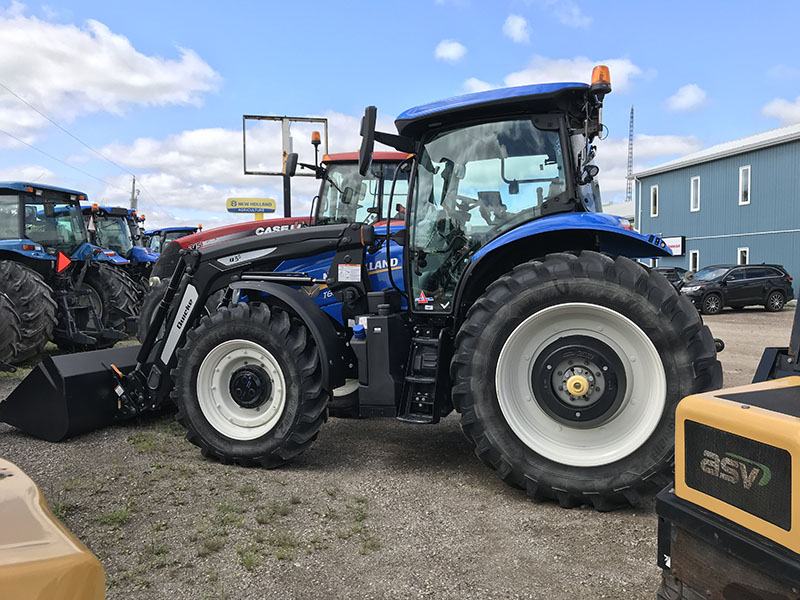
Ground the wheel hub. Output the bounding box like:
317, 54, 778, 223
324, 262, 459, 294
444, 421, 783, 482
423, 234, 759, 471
531, 335, 626, 428
229, 365, 272, 409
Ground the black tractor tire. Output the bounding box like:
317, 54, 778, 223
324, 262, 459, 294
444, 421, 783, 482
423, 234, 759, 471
0, 260, 57, 363
172, 302, 328, 467
57, 263, 139, 351
137, 279, 224, 343
700, 293, 723, 315
765, 290, 786, 312
0, 291, 21, 365
451, 252, 721, 511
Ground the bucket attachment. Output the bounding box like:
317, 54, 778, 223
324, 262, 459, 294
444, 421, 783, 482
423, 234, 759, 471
0, 345, 140, 442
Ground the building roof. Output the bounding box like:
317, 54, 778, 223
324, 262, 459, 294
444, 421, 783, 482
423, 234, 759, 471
635, 122, 800, 178
603, 200, 635, 220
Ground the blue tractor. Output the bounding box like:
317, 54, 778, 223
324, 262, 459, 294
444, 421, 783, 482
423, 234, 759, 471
144, 226, 200, 254
0, 182, 139, 360
3, 67, 722, 510
83, 204, 159, 296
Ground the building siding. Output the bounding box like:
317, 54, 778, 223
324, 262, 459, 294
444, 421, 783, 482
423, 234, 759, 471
634, 138, 800, 296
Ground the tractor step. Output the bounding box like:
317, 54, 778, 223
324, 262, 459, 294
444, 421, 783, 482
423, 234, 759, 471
397, 326, 451, 424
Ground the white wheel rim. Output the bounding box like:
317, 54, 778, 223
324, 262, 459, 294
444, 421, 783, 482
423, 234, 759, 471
495, 302, 666, 467
196, 339, 287, 441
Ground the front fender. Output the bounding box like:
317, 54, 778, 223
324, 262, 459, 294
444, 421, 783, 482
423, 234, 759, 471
228, 281, 346, 391
472, 212, 671, 262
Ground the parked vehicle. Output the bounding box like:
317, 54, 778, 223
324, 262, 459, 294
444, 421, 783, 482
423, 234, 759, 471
83, 204, 159, 296
653, 266, 688, 289
680, 263, 793, 314
1, 67, 723, 511
145, 226, 200, 253
0, 182, 139, 360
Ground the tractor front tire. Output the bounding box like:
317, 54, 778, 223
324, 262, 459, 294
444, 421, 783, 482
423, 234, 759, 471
0, 291, 21, 365
451, 252, 721, 510
172, 303, 328, 467
0, 261, 57, 363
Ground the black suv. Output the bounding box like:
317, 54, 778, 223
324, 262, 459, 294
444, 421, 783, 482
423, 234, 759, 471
680, 264, 794, 314
654, 266, 688, 289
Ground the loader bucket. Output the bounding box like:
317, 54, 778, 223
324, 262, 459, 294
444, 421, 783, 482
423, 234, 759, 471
0, 345, 140, 442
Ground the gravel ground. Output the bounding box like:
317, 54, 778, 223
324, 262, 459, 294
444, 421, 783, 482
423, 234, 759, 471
0, 307, 793, 600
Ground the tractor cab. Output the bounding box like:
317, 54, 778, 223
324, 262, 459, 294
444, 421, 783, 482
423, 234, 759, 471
146, 226, 200, 253
84, 205, 134, 258
313, 152, 411, 226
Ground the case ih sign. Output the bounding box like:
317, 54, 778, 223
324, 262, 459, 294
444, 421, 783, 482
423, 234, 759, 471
663, 236, 685, 256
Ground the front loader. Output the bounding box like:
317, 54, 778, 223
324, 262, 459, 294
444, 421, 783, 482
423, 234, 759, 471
1, 66, 722, 510
656, 295, 800, 598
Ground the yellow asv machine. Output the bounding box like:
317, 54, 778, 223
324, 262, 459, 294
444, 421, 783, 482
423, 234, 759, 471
0, 457, 104, 599
656, 375, 800, 599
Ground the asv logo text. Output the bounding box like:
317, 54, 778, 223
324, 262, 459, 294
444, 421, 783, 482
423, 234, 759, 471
699, 450, 771, 489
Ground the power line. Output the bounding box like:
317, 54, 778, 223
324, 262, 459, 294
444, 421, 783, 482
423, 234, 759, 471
0, 127, 130, 194
0, 81, 136, 177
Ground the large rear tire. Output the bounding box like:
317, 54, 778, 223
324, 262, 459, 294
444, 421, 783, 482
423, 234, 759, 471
0, 260, 57, 363
451, 252, 722, 510
172, 303, 328, 467
0, 291, 21, 365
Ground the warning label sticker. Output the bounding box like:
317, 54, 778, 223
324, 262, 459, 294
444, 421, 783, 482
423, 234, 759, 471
338, 264, 361, 283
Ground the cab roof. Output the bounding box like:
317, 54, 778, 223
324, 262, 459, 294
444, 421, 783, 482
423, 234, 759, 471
0, 181, 87, 196
322, 151, 411, 163
395, 82, 589, 138
146, 226, 197, 234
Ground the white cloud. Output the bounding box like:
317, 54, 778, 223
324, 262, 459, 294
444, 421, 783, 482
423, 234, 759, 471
0, 3, 220, 140
762, 97, 800, 125
0, 164, 56, 182
766, 64, 800, 80
536, 0, 592, 28
594, 134, 703, 198
93, 111, 398, 225
435, 40, 467, 63
503, 15, 530, 43
666, 84, 707, 112
504, 56, 642, 92
463, 77, 495, 93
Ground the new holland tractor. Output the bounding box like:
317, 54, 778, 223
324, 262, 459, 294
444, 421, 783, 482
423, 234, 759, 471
0, 67, 722, 510
0, 182, 139, 360
83, 204, 159, 296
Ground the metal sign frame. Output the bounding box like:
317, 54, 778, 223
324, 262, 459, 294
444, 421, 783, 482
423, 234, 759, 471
242, 115, 329, 176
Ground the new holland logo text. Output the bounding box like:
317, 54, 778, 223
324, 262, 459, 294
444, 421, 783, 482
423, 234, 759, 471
700, 450, 772, 489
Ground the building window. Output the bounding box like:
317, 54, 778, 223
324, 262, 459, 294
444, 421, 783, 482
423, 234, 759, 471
739, 165, 751, 205
690, 176, 700, 212
689, 250, 700, 272
738, 247, 749, 265
650, 185, 658, 217
650, 258, 658, 268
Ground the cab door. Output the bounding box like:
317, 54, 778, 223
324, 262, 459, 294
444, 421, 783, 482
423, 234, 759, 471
723, 267, 750, 304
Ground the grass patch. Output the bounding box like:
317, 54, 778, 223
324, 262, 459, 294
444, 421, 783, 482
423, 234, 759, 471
360, 535, 382, 555
268, 529, 298, 559
255, 500, 291, 524
238, 482, 259, 500
216, 502, 246, 527
52, 502, 79, 520
236, 544, 261, 570
197, 536, 225, 557
96, 507, 132, 528
128, 431, 166, 454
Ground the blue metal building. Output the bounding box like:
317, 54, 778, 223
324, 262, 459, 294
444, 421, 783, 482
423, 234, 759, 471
634, 123, 800, 294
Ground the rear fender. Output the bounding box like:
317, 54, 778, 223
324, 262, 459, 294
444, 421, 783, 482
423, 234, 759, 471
229, 281, 346, 391
454, 213, 671, 323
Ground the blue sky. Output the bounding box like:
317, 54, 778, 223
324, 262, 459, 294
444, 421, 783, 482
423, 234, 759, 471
0, 0, 799, 227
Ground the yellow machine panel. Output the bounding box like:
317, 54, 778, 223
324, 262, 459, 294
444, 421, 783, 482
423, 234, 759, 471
0, 458, 104, 599
675, 376, 800, 554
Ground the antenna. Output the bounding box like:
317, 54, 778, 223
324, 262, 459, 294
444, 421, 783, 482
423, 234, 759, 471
625, 105, 634, 203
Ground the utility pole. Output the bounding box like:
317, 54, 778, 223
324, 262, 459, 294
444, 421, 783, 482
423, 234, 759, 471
625, 106, 634, 204
130, 175, 138, 211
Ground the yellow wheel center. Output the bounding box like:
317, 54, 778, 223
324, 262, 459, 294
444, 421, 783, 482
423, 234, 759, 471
566, 375, 589, 397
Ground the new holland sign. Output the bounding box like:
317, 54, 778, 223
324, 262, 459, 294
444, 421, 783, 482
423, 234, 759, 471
226, 198, 277, 214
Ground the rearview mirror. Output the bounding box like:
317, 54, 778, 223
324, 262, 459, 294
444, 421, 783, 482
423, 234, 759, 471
358, 106, 377, 177
284, 153, 298, 177
342, 188, 354, 205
